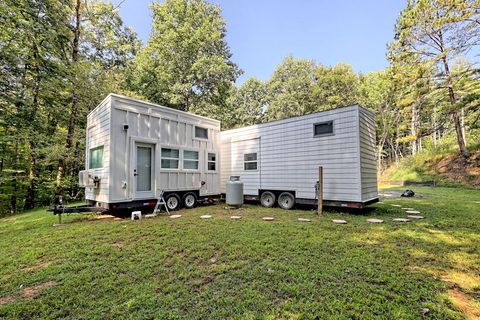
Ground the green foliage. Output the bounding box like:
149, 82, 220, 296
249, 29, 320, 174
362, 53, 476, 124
1, 188, 479, 318
266, 56, 361, 121
225, 77, 267, 129
132, 0, 241, 116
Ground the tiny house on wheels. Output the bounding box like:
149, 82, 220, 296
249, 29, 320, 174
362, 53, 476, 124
220, 105, 378, 209
59, 94, 377, 215
78, 94, 221, 213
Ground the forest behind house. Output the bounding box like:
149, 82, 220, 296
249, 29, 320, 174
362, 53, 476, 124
1, 0, 479, 214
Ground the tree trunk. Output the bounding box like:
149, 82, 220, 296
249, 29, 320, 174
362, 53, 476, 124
56, 0, 82, 195
441, 56, 469, 159
411, 104, 418, 155
25, 141, 36, 210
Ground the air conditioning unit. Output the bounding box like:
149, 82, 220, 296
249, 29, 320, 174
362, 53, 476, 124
79, 170, 90, 187
79, 170, 100, 188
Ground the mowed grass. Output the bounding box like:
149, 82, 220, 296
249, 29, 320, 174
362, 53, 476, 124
0, 187, 479, 319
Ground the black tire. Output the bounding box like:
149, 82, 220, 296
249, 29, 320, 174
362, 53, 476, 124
165, 193, 181, 211
278, 192, 295, 210
260, 191, 276, 208
182, 192, 197, 209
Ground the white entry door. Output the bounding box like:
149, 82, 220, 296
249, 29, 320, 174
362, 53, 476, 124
134, 143, 155, 199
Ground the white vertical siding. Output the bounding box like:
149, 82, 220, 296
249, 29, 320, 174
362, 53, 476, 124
358, 107, 378, 202
106, 94, 221, 203
220, 106, 363, 202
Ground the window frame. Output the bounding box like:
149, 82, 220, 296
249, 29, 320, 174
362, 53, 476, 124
243, 152, 258, 171
89, 145, 104, 170
183, 149, 200, 171
160, 147, 180, 170
194, 126, 209, 140
313, 120, 334, 137
207, 152, 217, 172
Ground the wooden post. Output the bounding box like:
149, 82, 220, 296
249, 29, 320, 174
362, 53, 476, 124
317, 166, 323, 215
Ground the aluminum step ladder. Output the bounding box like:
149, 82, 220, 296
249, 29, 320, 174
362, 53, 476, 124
153, 190, 169, 215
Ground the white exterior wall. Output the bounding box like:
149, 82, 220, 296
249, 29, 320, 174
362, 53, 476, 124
85, 96, 112, 203
85, 94, 221, 204
221, 105, 377, 203
358, 107, 378, 202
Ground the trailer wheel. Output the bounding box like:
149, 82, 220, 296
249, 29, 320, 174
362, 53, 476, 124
278, 192, 295, 210
260, 191, 276, 208
165, 194, 181, 211
182, 192, 197, 209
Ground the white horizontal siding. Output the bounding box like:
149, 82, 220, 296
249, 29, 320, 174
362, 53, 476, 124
85, 97, 111, 203
221, 105, 363, 202
358, 108, 378, 201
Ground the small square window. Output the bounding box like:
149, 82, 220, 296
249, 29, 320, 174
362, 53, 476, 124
244, 152, 257, 171
314, 121, 333, 137
183, 150, 199, 170
207, 153, 216, 171
195, 126, 208, 139
161, 148, 179, 169
89, 146, 104, 169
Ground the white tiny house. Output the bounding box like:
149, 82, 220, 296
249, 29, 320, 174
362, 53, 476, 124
80, 94, 221, 212
220, 105, 378, 208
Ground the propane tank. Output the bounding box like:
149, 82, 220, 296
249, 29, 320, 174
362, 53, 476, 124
226, 176, 244, 207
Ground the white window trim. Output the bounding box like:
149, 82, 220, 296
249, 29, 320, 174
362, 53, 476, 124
160, 147, 180, 170
243, 152, 258, 171
182, 148, 200, 172
206, 151, 217, 172
88, 145, 104, 170
194, 126, 209, 141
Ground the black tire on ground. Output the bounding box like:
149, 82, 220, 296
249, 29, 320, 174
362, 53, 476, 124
182, 192, 197, 209
277, 192, 295, 210
165, 193, 181, 211
260, 191, 276, 208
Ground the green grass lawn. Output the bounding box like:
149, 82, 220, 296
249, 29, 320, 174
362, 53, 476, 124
1, 187, 479, 319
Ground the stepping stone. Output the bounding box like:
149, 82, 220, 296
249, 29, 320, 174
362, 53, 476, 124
169, 214, 182, 219
262, 217, 275, 221
393, 218, 411, 222
230, 216, 242, 220
407, 215, 424, 219
367, 218, 383, 223
405, 210, 421, 214
401, 207, 414, 210
200, 215, 212, 219
390, 204, 401, 207
145, 214, 156, 218
298, 218, 311, 222
377, 201, 384, 204
332, 219, 347, 224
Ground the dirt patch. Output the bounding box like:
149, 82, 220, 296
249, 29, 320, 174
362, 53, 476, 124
0, 217, 16, 223
0, 295, 16, 306
22, 259, 62, 273
21, 281, 57, 299
112, 241, 124, 248
436, 151, 480, 187
448, 289, 479, 320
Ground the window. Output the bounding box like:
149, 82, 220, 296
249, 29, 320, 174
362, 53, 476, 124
183, 150, 199, 170
314, 121, 334, 137
195, 126, 208, 139
89, 146, 104, 169
244, 153, 257, 170
161, 148, 179, 169
207, 153, 216, 171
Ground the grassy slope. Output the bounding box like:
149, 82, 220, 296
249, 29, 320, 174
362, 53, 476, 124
381, 150, 480, 188
0, 187, 479, 319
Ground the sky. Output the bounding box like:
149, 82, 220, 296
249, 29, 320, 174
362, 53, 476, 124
119, 0, 406, 83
